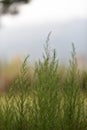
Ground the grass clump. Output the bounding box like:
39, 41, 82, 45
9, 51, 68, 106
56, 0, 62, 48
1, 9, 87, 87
0, 39, 87, 130
62, 43, 86, 130
33, 39, 61, 130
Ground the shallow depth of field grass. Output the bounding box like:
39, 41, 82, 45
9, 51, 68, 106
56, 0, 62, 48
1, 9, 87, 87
0, 40, 87, 130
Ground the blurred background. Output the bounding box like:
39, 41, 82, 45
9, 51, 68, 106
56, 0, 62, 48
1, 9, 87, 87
0, 0, 87, 63
0, 0, 87, 92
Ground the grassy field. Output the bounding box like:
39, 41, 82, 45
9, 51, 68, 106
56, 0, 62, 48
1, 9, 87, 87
0, 42, 87, 130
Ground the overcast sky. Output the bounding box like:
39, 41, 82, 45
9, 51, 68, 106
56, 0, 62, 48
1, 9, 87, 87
0, 0, 87, 63
2, 0, 87, 26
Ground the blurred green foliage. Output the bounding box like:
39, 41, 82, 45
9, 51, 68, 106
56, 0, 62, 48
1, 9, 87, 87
0, 41, 87, 130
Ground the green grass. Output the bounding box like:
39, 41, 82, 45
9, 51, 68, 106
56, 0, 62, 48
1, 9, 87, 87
0, 40, 87, 130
